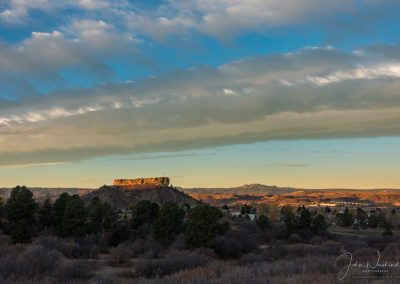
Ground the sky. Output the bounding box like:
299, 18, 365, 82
1, 0, 400, 189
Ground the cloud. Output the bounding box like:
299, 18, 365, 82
277, 164, 312, 167
122, 0, 400, 39
0, 21, 139, 98
305, 62, 400, 85
1, 1, 398, 99
2, 0, 399, 39
0, 162, 66, 169
0, 0, 118, 24
2, 45, 400, 166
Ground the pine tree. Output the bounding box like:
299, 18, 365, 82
153, 202, 185, 246
185, 205, 223, 248
11, 220, 32, 243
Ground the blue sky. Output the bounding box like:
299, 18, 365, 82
1, 1, 400, 188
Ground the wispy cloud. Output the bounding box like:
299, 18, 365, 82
0, 162, 67, 169
277, 163, 313, 167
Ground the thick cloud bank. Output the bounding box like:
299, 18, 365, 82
1, 45, 400, 166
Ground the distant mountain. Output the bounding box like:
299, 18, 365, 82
82, 185, 199, 209
182, 183, 297, 195
181, 184, 400, 207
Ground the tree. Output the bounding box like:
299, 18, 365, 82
265, 204, 280, 221
130, 200, 159, 229
383, 220, 394, 236
53, 192, 70, 233
240, 204, 251, 215
336, 207, 354, 227
297, 206, 312, 230
11, 220, 32, 243
87, 197, 115, 234
221, 204, 229, 211
185, 205, 223, 248
6, 186, 36, 226
281, 206, 296, 234
61, 195, 87, 238
368, 211, 385, 229
152, 202, 185, 246
182, 203, 191, 214
110, 222, 130, 246
256, 215, 270, 231
38, 198, 54, 229
0, 198, 4, 227
310, 214, 327, 234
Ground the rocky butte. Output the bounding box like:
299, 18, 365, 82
113, 177, 170, 188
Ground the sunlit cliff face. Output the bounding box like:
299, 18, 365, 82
113, 177, 170, 187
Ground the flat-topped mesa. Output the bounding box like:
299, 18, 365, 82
113, 177, 170, 188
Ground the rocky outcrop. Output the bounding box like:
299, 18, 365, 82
113, 177, 170, 187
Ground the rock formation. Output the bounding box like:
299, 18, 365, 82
113, 177, 170, 187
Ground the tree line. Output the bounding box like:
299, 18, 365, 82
0, 186, 230, 248
0, 186, 332, 251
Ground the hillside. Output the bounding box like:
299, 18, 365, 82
82, 185, 199, 209
183, 183, 296, 195
182, 184, 400, 207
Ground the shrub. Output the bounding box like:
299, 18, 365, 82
11, 220, 32, 244
353, 247, 378, 261
235, 221, 263, 253
288, 233, 303, 244
210, 235, 243, 259
141, 237, 164, 259
135, 250, 211, 278
131, 238, 146, 257
269, 243, 288, 259
269, 223, 288, 239
110, 222, 130, 246
111, 243, 134, 264
0, 245, 62, 281
342, 239, 368, 253
321, 240, 341, 255
56, 260, 94, 281
35, 236, 99, 259
310, 236, 323, 245
382, 242, 400, 259
237, 252, 267, 265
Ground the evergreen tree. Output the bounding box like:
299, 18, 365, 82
61, 195, 87, 238
6, 186, 36, 226
53, 192, 70, 234
38, 198, 54, 229
310, 214, 327, 234
153, 202, 185, 246
281, 206, 296, 234
185, 205, 223, 248
87, 197, 103, 234
87, 197, 115, 234
11, 220, 32, 243
130, 200, 159, 229
256, 215, 270, 231
240, 204, 251, 215
110, 222, 130, 246
297, 206, 312, 229
336, 207, 354, 227
221, 204, 229, 211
